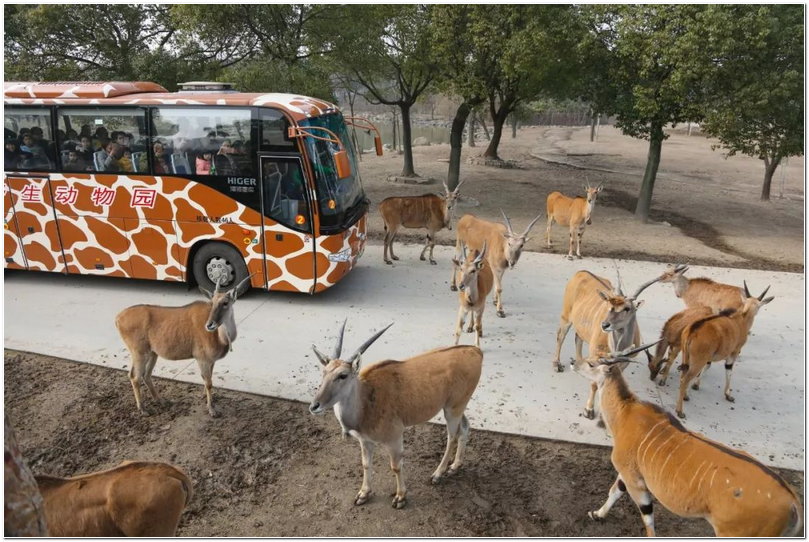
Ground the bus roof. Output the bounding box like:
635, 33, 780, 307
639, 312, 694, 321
4, 81, 341, 121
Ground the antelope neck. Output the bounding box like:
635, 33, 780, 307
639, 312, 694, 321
334, 378, 363, 433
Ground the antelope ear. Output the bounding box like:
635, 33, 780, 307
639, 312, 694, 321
634, 299, 644, 309
597, 290, 609, 301
596, 184, 604, 193
475, 260, 484, 270
351, 355, 362, 373
452, 258, 461, 268
761, 296, 774, 305
199, 286, 214, 299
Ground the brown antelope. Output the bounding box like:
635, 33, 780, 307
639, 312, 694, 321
452, 242, 494, 347
573, 346, 802, 537
553, 269, 660, 419
658, 263, 745, 311
379, 180, 464, 265
309, 321, 483, 509
674, 282, 774, 419
545, 182, 603, 259
115, 275, 252, 417
451, 210, 542, 317
647, 305, 715, 386
35, 461, 193, 537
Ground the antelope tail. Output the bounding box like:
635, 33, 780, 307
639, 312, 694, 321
680, 326, 694, 373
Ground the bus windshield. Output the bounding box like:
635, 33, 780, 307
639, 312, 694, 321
301, 113, 366, 233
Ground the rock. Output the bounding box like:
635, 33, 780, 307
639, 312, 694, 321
385, 175, 435, 185
413, 136, 430, 146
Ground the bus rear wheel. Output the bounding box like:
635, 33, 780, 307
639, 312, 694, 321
192, 243, 250, 296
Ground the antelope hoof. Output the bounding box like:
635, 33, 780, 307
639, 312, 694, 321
657, 377, 667, 387
576, 254, 583, 259
566, 254, 574, 260
596, 417, 606, 429
588, 511, 603, 521
429, 259, 437, 265
584, 408, 595, 420
677, 410, 686, 419
466, 326, 474, 333
138, 407, 152, 417
496, 309, 506, 318
725, 394, 735, 403
447, 465, 461, 477
391, 255, 399, 261
683, 395, 689, 401
392, 495, 407, 509
431, 474, 443, 485
354, 491, 371, 506
384, 259, 393, 265
554, 362, 565, 373
419, 254, 426, 261
208, 406, 220, 418
450, 284, 457, 291
691, 383, 700, 391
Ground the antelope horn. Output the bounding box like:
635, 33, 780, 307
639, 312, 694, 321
673, 262, 689, 273
613, 261, 625, 296
522, 212, 543, 237
474, 241, 488, 263
214, 275, 224, 294
232, 273, 256, 298
630, 275, 662, 300
461, 241, 468, 262
743, 280, 751, 298
500, 209, 514, 236
758, 285, 771, 301
346, 323, 394, 365
333, 318, 348, 360
603, 340, 663, 364
453, 178, 466, 193
442, 180, 450, 194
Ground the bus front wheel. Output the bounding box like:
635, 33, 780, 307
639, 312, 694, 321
192, 243, 251, 296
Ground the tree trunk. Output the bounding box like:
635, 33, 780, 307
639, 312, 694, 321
511, 114, 518, 138
391, 109, 398, 152
477, 112, 490, 140
590, 111, 598, 142
399, 103, 417, 177
634, 123, 664, 222
483, 107, 510, 160
761, 154, 781, 201
467, 113, 476, 147
348, 95, 361, 161
4, 415, 48, 536
447, 102, 473, 191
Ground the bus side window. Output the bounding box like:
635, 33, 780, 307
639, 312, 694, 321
4, 107, 56, 172
260, 109, 295, 152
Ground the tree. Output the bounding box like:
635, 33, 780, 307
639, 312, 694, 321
331, 5, 436, 178
696, 5, 804, 201
582, 6, 705, 222
4, 5, 191, 88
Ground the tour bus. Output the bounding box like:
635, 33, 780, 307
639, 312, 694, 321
3, 81, 381, 294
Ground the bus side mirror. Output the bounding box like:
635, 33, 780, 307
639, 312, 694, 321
334, 150, 352, 179
374, 135, 383, 156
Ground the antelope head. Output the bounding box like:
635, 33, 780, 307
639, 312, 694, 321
582, 181, 604, 225
573, 341, 661, 386
309, 320, 393, 415
739, 281, 774, 317
452, 241, 487, 293
499, 209, 543, 269
200, 274, 253, 332
598, 273, 661, 343
441, 179, 465, 230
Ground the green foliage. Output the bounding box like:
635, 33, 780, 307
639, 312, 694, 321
697, 5, 804, 163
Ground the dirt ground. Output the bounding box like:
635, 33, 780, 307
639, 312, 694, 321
360, 124, 803, 272
6, 351, 804, 537
4, 124, 805, 537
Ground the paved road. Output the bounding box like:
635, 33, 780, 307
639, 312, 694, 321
4, 244, 804, 470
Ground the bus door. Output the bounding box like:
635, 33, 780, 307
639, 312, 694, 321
4, 175, 27, 269
4, 174, 65, 273
258, 155, 317, 293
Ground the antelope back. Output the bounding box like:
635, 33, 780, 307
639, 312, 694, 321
379, 194, 445, 229
684, 278, 745, 311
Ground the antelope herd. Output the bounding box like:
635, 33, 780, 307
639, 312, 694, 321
13, 179, 802, 538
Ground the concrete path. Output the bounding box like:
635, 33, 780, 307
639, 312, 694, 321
3, 244, 804, 470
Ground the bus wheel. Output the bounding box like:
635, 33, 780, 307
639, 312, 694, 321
192, 243, 250, 296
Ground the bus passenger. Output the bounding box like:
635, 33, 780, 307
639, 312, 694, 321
214, 140, 239, 176
95, 142, 130, 172
118, 147, 134, 172
77, 136, 94, 162
139, 141, 170, 174
5, 138, 22, 170
64, 149, 89, 172
196, 150, 214, 175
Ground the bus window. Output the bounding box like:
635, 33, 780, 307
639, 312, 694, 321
151, 107, 255, 177
56, 107, 147, 173
259, 109, 295, 152
260, 156, 311, 233
4, 107, 56, 172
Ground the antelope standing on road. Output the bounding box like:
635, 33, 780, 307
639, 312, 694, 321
309, 321, 483, 509
452, 242, 493, 347
115, 275, 252, 417
674, 282, 773, 419
545, 182, 603, 259
451, 210, 542, 317
647, 305, 715, 386
379, 180, 464, 265
553, 269, 660, 419
573, 346, 802, 537
658, 263, 745, 311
